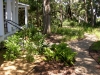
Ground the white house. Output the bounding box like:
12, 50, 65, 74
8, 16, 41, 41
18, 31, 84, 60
0, 0, 29, 42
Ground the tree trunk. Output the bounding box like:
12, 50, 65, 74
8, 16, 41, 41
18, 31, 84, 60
90, 0, 95, 26
36, 0, 39, 27
59, 4, 63, 27
43, 0, 51, 34
84, 0, 88, 23
68, 0, 72, 20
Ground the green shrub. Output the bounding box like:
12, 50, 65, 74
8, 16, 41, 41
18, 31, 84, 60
32, 32, 46, 54
90, 41, 100, 51
24, 39, 38, 62
3, 35, 21, 60
25, 25, 37, 40
44, 43, 77, 65
44, 47, 55, 60
26, 54, 34, 62
3, 26, 45, 62
63, 19, 78, 26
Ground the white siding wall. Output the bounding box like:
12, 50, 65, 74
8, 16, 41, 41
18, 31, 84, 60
0, 0, 4, 36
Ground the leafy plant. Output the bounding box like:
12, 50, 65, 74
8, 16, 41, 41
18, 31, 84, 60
44, 47, 55, 60
26, 54, 34, 62
3, 25, 45, 62
90, 41, 100, 51
24, 39, 37, 62
44, 43, 77, 65
32, 32, 46, 54
3, 35, 21, 60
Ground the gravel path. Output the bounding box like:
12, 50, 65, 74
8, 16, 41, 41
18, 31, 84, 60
67, 33, 100, 75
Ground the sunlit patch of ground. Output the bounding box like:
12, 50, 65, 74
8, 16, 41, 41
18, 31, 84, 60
0, 49, 76, 75
0, 51, 45, 75
0, 34, 75, 75
1, 33, 100, 75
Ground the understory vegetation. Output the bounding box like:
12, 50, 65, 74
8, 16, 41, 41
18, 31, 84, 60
2, 19, 100, 66
52, 19, 100, 41
1, 1, 100, 75
90, 41, 100, 51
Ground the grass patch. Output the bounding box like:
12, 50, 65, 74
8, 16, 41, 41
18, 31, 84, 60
92, 28, 100, 39
52, 27, 84, 41
52, 19, 100, 41
90, 41, 100, 51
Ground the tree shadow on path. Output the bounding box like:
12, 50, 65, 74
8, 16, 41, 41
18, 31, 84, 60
68, 37, 100, 75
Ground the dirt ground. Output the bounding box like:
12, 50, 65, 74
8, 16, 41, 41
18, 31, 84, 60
89, 49, 100, 66
0, 50, 75, 75
0, 33, 100, 75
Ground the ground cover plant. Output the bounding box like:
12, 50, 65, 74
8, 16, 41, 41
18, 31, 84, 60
44, 42, 77, 65
2, 24, 77, 67
90, 41, 100, 51
3, 35, 21, 60
1, 20, 100, 74
51, 19, 95, 41
3, 26, 42, 62
1, 0, 100, 74
3, 18, 100, 63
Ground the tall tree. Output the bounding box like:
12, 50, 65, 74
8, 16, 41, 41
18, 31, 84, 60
90, 0, 95, 26
84, 0, 88, 23
43, 0, 51, 34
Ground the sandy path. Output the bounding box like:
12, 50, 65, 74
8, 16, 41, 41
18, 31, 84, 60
67, 33, 100, 75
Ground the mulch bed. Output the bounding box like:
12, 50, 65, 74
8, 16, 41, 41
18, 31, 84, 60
0, 35, 76, 75
89, 46, 100, 65
89, 48, 100, 69
26, 61, 75, 75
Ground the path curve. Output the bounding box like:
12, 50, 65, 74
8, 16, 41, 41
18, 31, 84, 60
67, 33, 100, 75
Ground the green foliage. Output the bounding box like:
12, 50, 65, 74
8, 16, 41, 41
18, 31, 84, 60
51, 25, 58, 34
90, 41, 100, 51
23, 25, 46, 61
25, 40, 36, 62
44, 47, 55, 60
3, 35, 21, 60
52, 27, 84, 41
63, 19, 78, 26
44, 43, 77, 65
26, 54, 34, 62
24, 24, 46, 54
31, 32, 46, 54
52, 19, 97, 41
26, 25, 37, 40
94, 30, 100, 39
